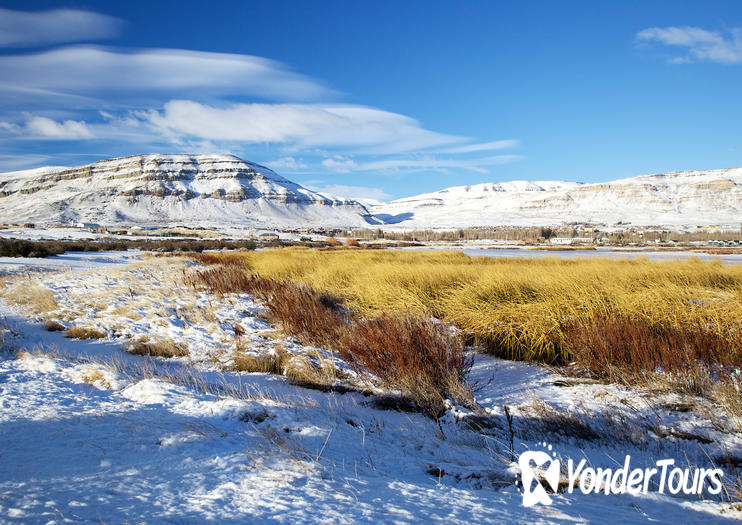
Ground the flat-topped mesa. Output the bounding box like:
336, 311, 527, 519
370, 167, 742, 227
0, 154, 376, 227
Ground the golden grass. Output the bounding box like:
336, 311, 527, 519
213, 248, 742, 364
283, 354, 341, 388
82, 367, 112, 389
233, 346, 289, 374
64, 325, 107, 340
126, 336, 189, 358
2, 283, 59, 314
43, 319, 65, 332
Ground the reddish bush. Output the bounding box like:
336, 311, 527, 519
325, 237, 343, 246
559, 315, 740, 389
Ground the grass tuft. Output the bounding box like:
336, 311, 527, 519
64, 326, 107, 340
232, 346, 289, 374
126, 336, 189, 358
43, 319, 66, 332
3, 283, 58, 314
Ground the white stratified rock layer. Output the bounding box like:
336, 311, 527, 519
0, 154, 376, 227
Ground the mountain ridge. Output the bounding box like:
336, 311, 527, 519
1, 156, 739, 228
0, 154, 377, 228
370, 167, 742, 227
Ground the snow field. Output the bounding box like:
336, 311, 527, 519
0, 253, 741, 523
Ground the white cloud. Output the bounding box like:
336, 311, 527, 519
321, 157, 358, 173
332, 155, 521, 174
439, 139, 519, 154
144, 100, 462, 153
0, 8, 121, 47
0, 121, 20, 132
0, 46, 333, 101
26, 116, 93, 139
304, 183, 393, 202
637, 26, 742, 64
267, 157, 308, 170
0, 41, 521, 171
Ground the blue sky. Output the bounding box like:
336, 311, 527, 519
0, 1, 741, 200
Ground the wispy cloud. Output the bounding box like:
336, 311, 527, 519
320, 154, 521, 174
304, 183, 393, 202
321, 157, 358, 173
438, 139, 519, 154
637, 26, 742, 64
0, 8, 122, 47
266, 157, 309, 170
143, 100, 463, 153
0, 46, 334, 102
0, 37, 520, 177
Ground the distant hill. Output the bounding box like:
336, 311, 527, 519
371, 168, 742, 227
0, 154, 378, 228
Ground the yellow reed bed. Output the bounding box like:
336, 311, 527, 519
218, 248, 742, 363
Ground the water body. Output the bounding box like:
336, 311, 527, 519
403, 245, 742, 264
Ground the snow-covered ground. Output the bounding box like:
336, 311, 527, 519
1, 253, 740, 523
0, 251, 143, 276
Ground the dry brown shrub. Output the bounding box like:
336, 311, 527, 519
336, 314, 473, 418
126, 337, 189, 358
325, 237, 342, 246
344, 238, 360, 247
559, 316, 741, 394
186, 265, 262, 296
189, 252, 250, 267
64, 326, 107, 340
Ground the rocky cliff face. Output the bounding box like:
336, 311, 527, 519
370, 168, 742, 227
0, 154, 377, 227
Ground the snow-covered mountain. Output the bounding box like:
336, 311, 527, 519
371, 168, 742, 227
2, 157, 740, 229
0, 154, 377, 228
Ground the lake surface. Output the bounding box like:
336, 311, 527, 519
401, 245, 742, 264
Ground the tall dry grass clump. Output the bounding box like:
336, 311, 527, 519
234, 249, 742, 365
190, 249, 742, 406
337, 314, 473, 417
559, 316, 740, 391
126, 336, 189, 358
64, 325, 107, 340
233, 347, 288, 375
